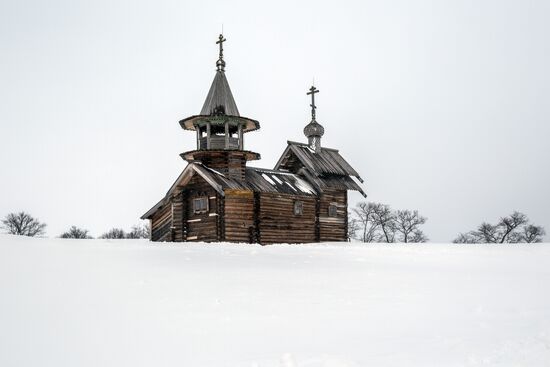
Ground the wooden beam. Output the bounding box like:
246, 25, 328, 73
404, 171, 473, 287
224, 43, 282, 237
206, 122, 211, 150
225, 122, 229, 149
196, 127, 200, 150
238, 124, 243, 150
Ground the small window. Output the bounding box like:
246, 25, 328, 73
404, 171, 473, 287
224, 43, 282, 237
328, 203, 338, 217
193, 197, 209, 214
294, 200, 303, 216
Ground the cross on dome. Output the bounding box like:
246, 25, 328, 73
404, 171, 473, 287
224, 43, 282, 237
307, 85, 319, 121
216, 34, 226, 71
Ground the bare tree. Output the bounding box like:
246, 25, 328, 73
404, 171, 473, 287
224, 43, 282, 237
497, 212, 528, 243
394, 210, 427, 243
353, 202, 379, 242
453, 232, 477, 244
347, 214, 360, 241
60, 226, 92, 239
99, 228, 126, 239
409, 229, 428, 243
126, 223, 150, 239
477, 222, 499, 243
453, 211, 545, 243
521, 225, 546, 243
371, 203, 395, 243
350, 202, 429, 243
1, 212, 46, 237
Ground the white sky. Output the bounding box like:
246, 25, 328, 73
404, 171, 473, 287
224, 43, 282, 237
1, 0, 549, 241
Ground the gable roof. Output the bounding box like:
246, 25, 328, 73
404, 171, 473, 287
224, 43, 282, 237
298, 167, 366, 196
245, 167, 316, 195
275, 141, 363, 181
200, 70, 240, 116
274, 141, 366, 197
141, 163, 317, 219
141, 163, 230, 219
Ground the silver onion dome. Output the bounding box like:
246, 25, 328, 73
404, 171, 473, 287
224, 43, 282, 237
303, 120, 325, 138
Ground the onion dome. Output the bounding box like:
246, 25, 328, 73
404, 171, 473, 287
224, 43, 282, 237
303, 121, 325, 138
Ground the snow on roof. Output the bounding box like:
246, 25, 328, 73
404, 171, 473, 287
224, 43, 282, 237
246, 168, 316, 195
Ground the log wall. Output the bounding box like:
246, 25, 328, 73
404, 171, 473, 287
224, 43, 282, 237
257, 193, 317, 244
200, 152, 246, 181
319, 189, 348, 242
224, 189, 255, 243
151, 204, 172, 242
150, 180, 348, 244
184, 174, 219, 242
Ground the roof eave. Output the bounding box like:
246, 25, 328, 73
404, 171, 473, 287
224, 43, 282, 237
179, 115, 260, 133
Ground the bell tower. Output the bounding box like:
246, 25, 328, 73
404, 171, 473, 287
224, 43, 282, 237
179, 34, 260, 180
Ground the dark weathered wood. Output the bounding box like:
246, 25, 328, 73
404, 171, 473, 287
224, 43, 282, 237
318, 189, 347, 242
151, 204, 172, 242
144, 47, 364, 244
253, 191, 260, 243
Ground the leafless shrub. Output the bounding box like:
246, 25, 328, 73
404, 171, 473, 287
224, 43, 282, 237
99, 228, 126, 239
60, 226, 92, 239
453, 211, 545, 243
126, 223, 150, 239
1, 211, 46, 237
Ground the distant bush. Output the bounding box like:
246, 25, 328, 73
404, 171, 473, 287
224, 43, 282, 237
99, 223, 150, 240
126, 223, 150, 239
60, 226, 92, 239
453, 211, 545, 243
99, 228, 126, 239
1, 211, 46, 237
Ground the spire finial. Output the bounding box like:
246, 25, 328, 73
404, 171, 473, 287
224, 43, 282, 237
307, 85, 319, 121
216, 34, 226, 71
304, 84, 324, 153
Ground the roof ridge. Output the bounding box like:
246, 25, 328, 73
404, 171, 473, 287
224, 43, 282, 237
247, 167, 300, 176
287, 140, 339, 152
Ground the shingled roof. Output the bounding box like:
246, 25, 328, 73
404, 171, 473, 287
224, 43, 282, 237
200, 70, 240, 116
141, 163, 317, 219
274, 141, 366, 197
275, 141, 362, 179
179, 69, 260, 133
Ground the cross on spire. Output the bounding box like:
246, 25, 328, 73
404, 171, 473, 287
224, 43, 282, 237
307, 85, 319, 121
216, 34, 226, 71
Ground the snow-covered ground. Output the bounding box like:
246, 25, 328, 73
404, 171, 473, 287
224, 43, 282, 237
0, 235, 549, 366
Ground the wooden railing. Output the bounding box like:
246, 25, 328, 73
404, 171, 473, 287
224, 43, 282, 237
200, 136, 240, 150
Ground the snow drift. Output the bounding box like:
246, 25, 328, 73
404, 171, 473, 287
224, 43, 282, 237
0, 235, 549, 366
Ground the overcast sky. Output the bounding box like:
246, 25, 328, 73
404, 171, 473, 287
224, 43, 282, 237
1, 0, 549, 241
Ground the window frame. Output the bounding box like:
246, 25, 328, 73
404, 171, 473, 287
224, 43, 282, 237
328, 203, 338, 217
193, 196, 209, 215
293, 200, 304, 216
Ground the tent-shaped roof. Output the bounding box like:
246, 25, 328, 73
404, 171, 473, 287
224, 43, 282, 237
179, 70, 260, 133
200, 70, 240, 116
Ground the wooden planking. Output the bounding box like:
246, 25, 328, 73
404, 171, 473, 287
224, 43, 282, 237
172, 194, 184, 242
197, 151, 247, 181
224, 189, 255, 243
287, 143, 360, 178
319, 189, 347, 242
184, 174, 219, 242
151, 204, 172, 242
258, 193, 316, 244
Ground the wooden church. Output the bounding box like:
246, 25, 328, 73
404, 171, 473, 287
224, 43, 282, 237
141, 35, 366, 244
